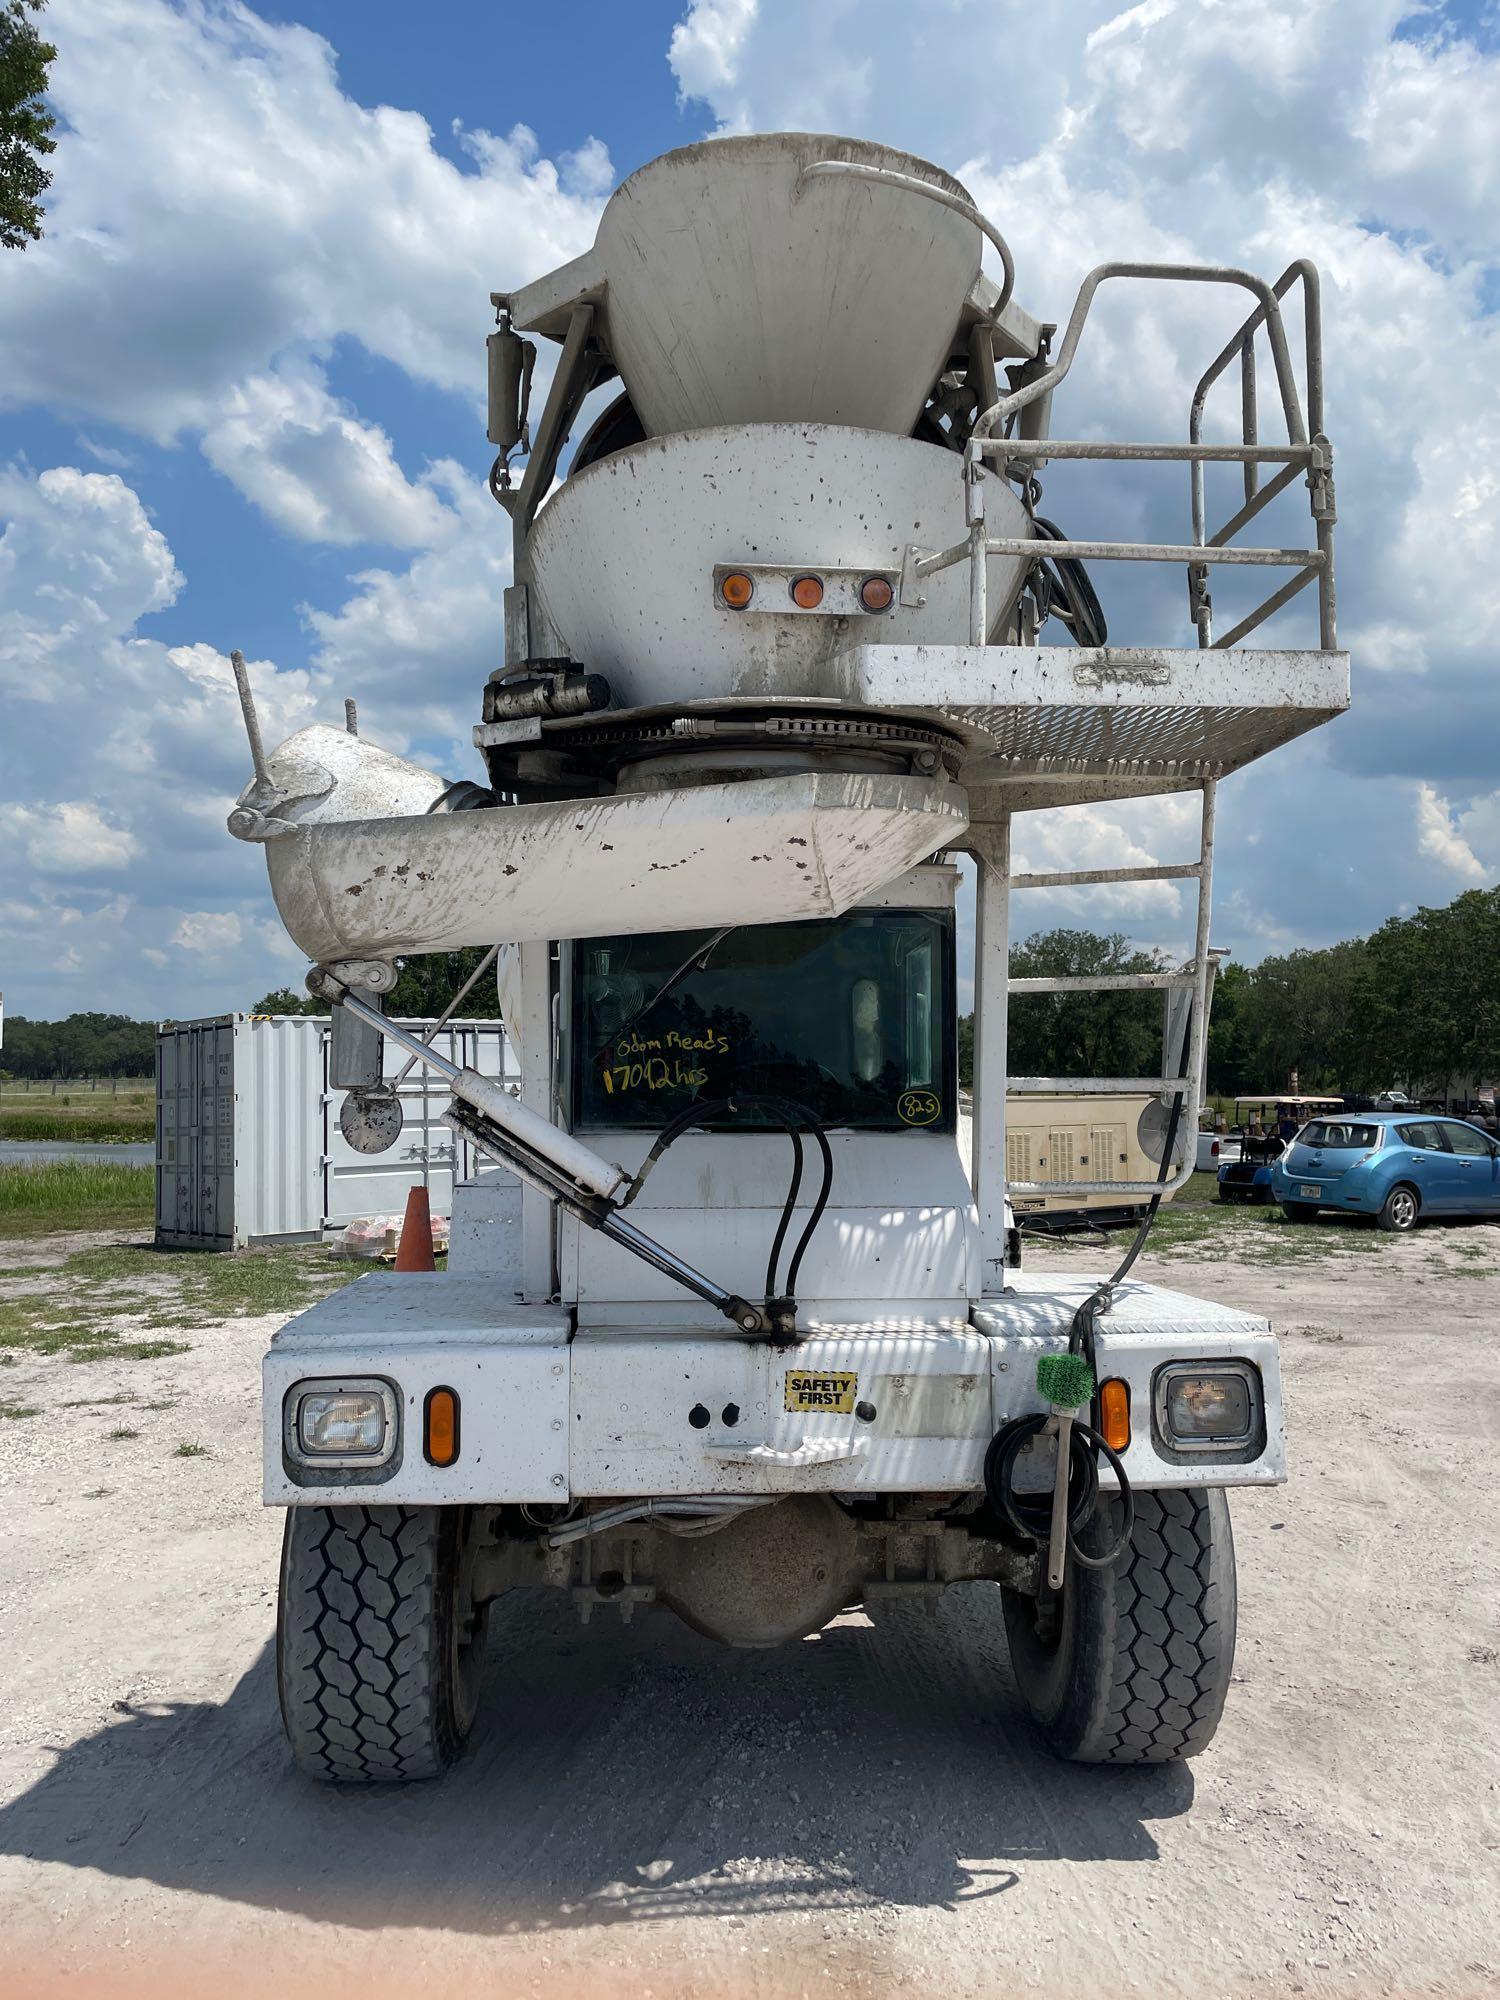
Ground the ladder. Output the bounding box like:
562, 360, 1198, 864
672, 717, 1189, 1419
965, 777, 1217, 1283
1003, 779, 1216, 1202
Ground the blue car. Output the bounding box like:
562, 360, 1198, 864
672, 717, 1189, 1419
1270, 1111, 1500, 1231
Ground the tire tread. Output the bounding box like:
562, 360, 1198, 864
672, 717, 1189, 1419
1089, 1489, 1234, 1763
277, 1504, 462, 1784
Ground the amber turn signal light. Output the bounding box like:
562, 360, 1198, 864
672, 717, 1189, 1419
720, 571, 755, 610
1098, 1378, 1130, 1454
423, 1385, 460, 1467
859, 575, 894, 612
790, 574, 824, 609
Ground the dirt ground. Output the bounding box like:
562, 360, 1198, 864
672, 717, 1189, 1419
1, 1209, 1498, 2000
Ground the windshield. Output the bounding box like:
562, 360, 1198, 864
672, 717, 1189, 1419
1300, 1121, 1379, 1149
570, 911, 954, 1132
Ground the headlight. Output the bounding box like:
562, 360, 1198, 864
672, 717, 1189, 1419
1153, 1361, 1263, 1456
285, 1379, 398, 1470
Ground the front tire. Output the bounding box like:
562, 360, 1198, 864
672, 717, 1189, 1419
1377, 1183, 1420, 1233
277, 1504, 489, 1783
1001, 1488, 1237, 1764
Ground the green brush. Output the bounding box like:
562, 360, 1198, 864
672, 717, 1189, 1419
1037, 1351, 1096, 1590
1036, 1351, 1096, 1410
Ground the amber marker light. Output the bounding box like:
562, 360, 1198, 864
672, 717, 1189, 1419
860, 575, 895, 612
424, 1386, 461, 1467
1099, 1378, 1131, 1454
790, 574, 824, 609
720, 571, 755, 609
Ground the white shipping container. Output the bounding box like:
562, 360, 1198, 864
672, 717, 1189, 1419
155, 1014, 515, 1250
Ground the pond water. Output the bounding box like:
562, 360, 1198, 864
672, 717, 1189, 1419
0, 1138, 153, 1167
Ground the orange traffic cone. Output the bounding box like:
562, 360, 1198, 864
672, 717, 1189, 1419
394, 1186, 436, 1271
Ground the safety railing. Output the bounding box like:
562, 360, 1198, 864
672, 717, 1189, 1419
896, 261, 1337, 657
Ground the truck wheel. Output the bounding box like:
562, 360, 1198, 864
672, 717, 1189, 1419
277, 1504, 488, 1783
1377, 1183, 1419, 1232
1001, 1487, 1236, 1764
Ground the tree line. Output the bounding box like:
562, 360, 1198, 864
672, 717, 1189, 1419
250, 947, 501, 1022
1, 1012, 156, 1079
1205, 884, 1499, 1098
962, 884, 1498, 1101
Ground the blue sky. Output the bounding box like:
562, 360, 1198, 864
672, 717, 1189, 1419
1, 0, 1498, 1022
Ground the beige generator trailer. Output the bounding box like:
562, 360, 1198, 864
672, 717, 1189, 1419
1004, 1093, 1184, 1233
226, 133, 1349, 1780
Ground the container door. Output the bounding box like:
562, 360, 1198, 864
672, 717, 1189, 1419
155, 1029, 186, 1242
155, 1020, 233, 1249
1046, 1129, 1076, 1183
207, 1024, 236, 1246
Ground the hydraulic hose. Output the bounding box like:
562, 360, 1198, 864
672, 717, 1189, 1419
618, 1092, 833, 1308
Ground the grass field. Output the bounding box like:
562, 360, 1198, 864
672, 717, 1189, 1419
0, 1083, 155, 1145
0, 1160, 155, 1239
0, 1157, 383, 1367
0, 1238, 363, 1365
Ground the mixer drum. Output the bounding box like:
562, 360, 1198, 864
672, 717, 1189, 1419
595, 134, 982, 437
526, 423, 1033, 706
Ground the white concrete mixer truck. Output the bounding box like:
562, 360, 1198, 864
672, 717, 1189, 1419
228, 135, 1347, 1782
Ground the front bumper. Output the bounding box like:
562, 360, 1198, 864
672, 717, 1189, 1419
263, 1273, 1286, 1507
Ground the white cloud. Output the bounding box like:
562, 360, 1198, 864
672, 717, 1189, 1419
1010, 796, 1192, 929
669, 0, 760, 108
0, 0, 610, 543
0, 800, 140, 872
0, 465, 181, 697
199, 362, 457, 547
303, 462, 511, 744
171, 911, 244, 952
1415, 782, 1488, 882
76, 436, 132, 470
0, 460, 341, 1014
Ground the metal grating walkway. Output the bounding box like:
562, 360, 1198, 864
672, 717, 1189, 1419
837, 642, 1349, 793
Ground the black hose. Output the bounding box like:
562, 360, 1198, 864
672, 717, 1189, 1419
1026, 513, 1108, 649
983, 1413, 1135, 1570
773, 1100, 834, 1297
616, 1092, 831, 1308
1067, 1000, 1195, 1370
762, 1115, 806, 1304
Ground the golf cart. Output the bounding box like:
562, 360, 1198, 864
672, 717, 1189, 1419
1216, 1094, 1342, 1204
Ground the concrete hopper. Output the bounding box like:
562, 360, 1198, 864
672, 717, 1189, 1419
595, 134, 983, 437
